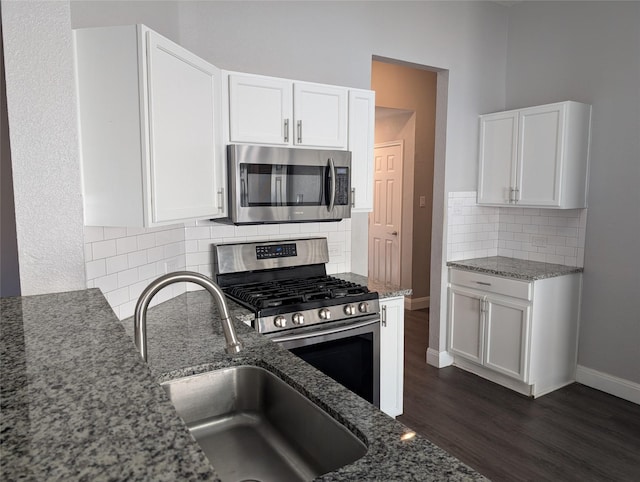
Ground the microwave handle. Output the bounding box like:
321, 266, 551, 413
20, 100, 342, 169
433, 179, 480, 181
327, 157, 336, 212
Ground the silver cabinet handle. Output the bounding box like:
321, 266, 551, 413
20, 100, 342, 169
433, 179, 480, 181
283, 119, 289, 143
297, 120, 302, 143
476, 281, 491, 286
217, 188, 224, 211
351, 188, 355, 208
514, 187, 520, 203
509, 187, 515, 203
381, 305, 387, 327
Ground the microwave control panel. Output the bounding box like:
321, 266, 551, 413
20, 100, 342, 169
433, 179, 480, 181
335, 167, 350, 206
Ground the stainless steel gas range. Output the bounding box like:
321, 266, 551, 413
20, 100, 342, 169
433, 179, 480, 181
213, 237, 380, 406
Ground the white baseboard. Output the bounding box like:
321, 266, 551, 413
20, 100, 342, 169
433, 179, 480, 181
405, 296, 429, 310
576, 365, 640, 405
426, 348, 454, 368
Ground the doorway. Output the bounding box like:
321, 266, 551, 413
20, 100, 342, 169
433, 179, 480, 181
369, 59, 437, 311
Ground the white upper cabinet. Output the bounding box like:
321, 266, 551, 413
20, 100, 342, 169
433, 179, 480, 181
348, 89, 375, 212
293, 82, 348, 149
228, 73, 348, 149
228, 74, 292, 145
478, 101, 591, 208
75, 25, 226, 227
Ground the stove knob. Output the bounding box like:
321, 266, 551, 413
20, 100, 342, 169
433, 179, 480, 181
274, 315, 287, 328
344, 304, 356, 316
358, 302, 369, 313
292, 313, 305, 325
319, 308, 331, 320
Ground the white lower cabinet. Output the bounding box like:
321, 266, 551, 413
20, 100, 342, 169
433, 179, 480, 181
448, 268, 581, 397
380, 296, 404, 417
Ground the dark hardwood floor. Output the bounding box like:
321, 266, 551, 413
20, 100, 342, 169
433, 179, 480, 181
397, 308, 640, 481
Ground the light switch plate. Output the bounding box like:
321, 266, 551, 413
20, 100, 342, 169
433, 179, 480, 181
419, 195, 426, 208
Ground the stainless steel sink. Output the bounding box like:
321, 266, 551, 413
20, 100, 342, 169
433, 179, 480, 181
161, 365, 367, 482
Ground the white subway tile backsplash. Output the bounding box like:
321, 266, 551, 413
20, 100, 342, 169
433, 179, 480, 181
94, 273, 118, 293
85, 219, 351, 320
136, 233, 156, 250
92, 239, 117, 259
106, 254, 128, 275
84, 226, 104, 243
116, 236, 138, 255
86, 259, 106, 280
447, 191, 587, 268
103, 227, 127, 240
138, 262, 157, 281
127, 251, 148, 269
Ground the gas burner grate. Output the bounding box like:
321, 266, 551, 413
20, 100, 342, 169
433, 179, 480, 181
223, 276, 371, 310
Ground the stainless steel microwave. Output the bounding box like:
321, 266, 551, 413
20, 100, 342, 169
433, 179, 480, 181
227, 144, 351, 224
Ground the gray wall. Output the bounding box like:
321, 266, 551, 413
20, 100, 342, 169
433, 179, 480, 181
0, 16, 20, 297
506, 2, 640, 383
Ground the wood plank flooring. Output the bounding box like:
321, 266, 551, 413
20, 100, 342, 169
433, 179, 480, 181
398, 308, 640, 481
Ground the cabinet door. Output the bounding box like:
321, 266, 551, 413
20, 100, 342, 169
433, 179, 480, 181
477, 112, 518, 205
380, 296, 404, 418
348, 89, 375, 212
516, 104, 565, 206
146, 30, 224, 223
448, 286, 484, 364
228, 74, 292, 145
484, 296, 530, 381
293, 82, 348, 149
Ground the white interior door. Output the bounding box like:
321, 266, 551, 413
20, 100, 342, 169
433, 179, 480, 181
369, 142, 403, 286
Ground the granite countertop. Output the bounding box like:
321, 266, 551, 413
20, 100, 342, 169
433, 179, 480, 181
2, 281, 483, 481
447, 256, 583, 281
334, 272, 413, 299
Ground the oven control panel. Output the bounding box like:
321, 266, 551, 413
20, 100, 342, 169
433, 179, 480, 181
256, 298, 380, 335
256, 243, 297, 259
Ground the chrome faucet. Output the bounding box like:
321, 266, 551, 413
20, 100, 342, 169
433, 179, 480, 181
134, 271, 243, 362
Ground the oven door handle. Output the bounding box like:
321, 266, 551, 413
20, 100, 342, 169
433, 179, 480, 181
270, 317, 379, 343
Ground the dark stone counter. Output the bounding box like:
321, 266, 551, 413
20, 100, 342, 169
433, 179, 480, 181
447, 256, 583, 281
1, 287, 485, 481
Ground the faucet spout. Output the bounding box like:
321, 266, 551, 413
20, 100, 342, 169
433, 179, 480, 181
133, 271, 243, 362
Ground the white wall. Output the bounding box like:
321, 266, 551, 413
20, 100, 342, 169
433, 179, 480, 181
2, 0, 86, 295
506, 2, 640, 385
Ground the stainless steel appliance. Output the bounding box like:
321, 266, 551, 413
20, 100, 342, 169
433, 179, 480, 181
213, 237, 380, 406
227, 144, 352, 224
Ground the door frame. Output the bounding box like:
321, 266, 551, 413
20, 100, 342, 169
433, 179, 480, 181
370, 140, 404, 286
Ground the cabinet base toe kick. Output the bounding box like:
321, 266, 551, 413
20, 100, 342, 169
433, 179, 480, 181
452, 356, 575, 398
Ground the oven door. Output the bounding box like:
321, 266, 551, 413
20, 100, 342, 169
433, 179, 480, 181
270, 316, 380, 407
228, 144, 351, 224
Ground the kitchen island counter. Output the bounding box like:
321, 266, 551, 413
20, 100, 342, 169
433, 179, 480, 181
1, 288, 484, 481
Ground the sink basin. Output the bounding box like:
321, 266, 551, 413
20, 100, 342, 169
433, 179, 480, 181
161, 365, 367, 482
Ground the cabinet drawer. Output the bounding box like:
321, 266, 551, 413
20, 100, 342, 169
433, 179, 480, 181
450, 269, 531, 300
